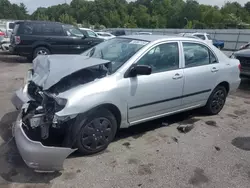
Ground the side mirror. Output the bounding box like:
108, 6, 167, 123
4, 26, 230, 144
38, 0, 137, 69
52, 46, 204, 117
129, 65, 152, 77
82, 35, 86, 39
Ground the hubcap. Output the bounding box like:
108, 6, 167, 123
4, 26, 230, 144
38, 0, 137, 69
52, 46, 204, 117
211, 89, 225, 112
37, 50, 48, 55
81, 118, 112, 150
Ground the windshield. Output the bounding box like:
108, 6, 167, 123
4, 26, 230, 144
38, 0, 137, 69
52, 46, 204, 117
63, 25, 83, 37
82, 38, 149, 73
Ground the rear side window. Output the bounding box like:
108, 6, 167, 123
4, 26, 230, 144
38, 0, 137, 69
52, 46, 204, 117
183, 42, 217, 68
43, 24, 64, 36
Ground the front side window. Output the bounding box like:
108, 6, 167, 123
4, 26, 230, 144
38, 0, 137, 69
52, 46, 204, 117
87, 30, 97, 37
82, 38, 149, 73
183, 42, 217, 68
63, 25, 83, 37
137, 42, 179, 73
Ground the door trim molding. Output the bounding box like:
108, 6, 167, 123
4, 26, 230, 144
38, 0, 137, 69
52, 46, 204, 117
129, 89, 211, 110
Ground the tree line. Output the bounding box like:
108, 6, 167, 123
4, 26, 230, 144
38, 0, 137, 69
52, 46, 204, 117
1, 0, 250, 29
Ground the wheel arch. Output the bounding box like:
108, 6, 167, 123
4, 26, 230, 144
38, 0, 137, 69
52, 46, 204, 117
93, 103, 122, 129
216, 81, 230, 94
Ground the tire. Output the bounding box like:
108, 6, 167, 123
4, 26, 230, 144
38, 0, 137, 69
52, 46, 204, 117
33, 47, 50, 60
73, 108, 117, 155
203, 86, 227, 115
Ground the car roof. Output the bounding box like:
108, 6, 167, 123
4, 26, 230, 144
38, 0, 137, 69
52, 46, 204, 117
15, 20, 61, 24
118, 35, 202, 42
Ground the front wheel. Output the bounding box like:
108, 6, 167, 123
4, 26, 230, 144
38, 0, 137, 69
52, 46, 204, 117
73, 108, 117, 155
203, 86, 227, 115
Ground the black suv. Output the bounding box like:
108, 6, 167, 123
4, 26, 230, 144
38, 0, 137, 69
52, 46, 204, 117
10, 21, 104, 60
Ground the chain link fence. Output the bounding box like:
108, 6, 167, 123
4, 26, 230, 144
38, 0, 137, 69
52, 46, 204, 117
104, 28, 250, 51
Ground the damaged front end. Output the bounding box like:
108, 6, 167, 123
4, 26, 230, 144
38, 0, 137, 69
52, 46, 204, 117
14, 81, 77, 172
12, 55, 111, 171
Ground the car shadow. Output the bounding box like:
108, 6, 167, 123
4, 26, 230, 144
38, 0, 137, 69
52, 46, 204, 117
232, 78, 250, 99
238, 78, 250, 91
0, 111, 61, 185
0, 108, 204, 184
0, 51, 28, 64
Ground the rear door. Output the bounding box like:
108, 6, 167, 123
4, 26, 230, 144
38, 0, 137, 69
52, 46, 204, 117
181, 42, 220, 107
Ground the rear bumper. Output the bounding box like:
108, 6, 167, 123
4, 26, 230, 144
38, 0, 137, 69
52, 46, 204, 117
229, 78, 241, 94
14, 110, 77, 172
9, 45, 32, 56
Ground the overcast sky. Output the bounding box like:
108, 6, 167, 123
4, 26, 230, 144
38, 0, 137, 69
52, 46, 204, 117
9, 0, 250, 13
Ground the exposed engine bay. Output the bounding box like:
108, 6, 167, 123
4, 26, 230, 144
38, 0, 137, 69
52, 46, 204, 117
22, 63, 109, 147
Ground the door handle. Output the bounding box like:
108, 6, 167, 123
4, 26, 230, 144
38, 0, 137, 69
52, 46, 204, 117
172, 73, 183, 80
87, 41, 93, 45
211, 67, 219, 72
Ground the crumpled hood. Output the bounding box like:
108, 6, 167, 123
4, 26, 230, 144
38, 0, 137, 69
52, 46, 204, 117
234, 49, 250, 58
32, 55, 110, 90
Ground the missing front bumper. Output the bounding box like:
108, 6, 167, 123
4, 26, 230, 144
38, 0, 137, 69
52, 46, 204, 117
14, 112, 77, 172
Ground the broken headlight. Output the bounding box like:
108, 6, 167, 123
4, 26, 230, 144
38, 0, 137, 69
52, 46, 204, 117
54, 97, 67, 112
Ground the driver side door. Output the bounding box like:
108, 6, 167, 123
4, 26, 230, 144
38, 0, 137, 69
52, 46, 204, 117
127, 42, 185, 124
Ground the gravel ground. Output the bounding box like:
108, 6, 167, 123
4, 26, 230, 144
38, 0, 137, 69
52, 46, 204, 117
0, 51, 250, 188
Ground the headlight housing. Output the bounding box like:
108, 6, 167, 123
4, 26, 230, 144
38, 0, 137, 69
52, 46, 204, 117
54, 97, 67, 112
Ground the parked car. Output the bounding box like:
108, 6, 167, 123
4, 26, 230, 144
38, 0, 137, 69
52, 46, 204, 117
96, 32, 116, 40
185, 32, 213, 45
12, 35, 240, 171
134, 32, 152, 35
9, 21, 104, 61
0, 20, 15, 38
0, 37, 10, 51
0, 29, 5, 42
238, 42, 250, 50
213, 39, 224, 49
230, 48, 250, 78
111, 30, 126, 36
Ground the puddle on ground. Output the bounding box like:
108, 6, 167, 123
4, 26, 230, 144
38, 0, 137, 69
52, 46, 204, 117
232, 137, 250, 151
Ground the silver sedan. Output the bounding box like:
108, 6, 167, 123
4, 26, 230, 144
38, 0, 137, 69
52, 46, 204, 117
11, 35, 241, 171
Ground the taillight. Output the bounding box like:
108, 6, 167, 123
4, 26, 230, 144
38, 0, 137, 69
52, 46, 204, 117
238, 63, 242, 71
0, 32, 5, 36
15, 36, 21, 44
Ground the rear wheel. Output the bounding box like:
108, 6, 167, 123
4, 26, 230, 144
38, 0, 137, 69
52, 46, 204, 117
33, 47, 50, 60
73, 108, 117, 155
203, 86, 227, 115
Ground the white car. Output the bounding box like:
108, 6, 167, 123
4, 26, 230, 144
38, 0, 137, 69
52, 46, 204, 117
191, 33, 213, 45
96, 32, 116, 40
